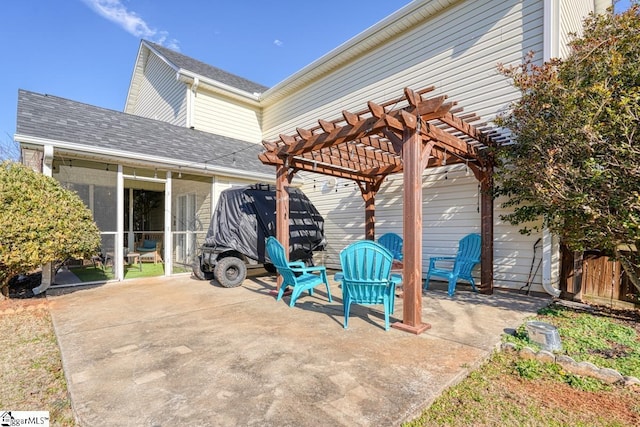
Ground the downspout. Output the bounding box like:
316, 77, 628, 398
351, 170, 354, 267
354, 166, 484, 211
542, 227, 561, 297
543, 0, 559, 60
186, 76, 199, 128
32, 145, 55, 295
541, 0, 562, 297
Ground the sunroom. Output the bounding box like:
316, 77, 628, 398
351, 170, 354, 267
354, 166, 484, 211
15, 90, 274, 290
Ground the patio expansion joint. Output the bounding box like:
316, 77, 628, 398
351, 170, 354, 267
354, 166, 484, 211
133, 370, 166, 385
425, 332, 501, 354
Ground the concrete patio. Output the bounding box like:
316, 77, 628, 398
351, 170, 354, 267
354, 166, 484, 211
47, 271, 552, 426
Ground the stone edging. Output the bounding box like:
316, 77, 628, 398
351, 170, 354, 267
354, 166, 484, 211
501, 342, 640, 388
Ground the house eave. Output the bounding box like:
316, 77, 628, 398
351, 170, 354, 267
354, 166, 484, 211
15, 134, 276, 182
259, 0, 458, 106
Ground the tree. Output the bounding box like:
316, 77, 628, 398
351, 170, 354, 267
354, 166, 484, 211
0, 133, 20, 161
0, 161, 101, 296
494, 5, 640, 290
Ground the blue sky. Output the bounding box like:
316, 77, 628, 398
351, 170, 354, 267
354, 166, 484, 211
0, 0, 408, 149
0, 0, 632, 152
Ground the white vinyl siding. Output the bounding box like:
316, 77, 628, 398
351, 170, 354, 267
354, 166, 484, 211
264, 0, 548, 291
124, 47, 148, 115
193, 89, 263, 143
558, 0, 595, 58
301, 165, 544, 292
131, 54, 187, 126
263, 0, 543, 136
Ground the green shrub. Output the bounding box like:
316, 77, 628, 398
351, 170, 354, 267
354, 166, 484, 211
0, 161, 101, 295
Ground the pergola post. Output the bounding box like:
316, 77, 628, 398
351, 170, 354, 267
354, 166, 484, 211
358, 180, 384, 241
479, 164, 494, 294
364, 190, 375, 241
275, 164, 290, 292
392, 125, 431, 334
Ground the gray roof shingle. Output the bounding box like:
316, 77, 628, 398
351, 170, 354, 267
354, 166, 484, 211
16, 89, 274, 176
145, 41, 269, 95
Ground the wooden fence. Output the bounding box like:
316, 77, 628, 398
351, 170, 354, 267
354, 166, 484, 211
560, 249, 639, 309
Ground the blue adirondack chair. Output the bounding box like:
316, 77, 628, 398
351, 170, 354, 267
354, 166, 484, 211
336, 240, 401, 330
266, 237, 332, 307
423, 233, 481, 297
377, 233, 403, 262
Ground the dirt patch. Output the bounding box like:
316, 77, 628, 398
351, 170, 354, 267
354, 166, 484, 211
502, 373, 640, 426
0, 294, 49, 315
588, 341, 634, 359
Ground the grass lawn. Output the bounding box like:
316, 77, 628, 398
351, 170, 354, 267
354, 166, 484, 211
68, 262, 167, 282
69, 266, 114, 282
406, 302, 640, 426
123, 262, 165, 279
0, 300, 75, 426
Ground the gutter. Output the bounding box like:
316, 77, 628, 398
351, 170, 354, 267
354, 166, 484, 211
177, 70, 262, 107
259, 0, 458, 106
15, 134, 276, 182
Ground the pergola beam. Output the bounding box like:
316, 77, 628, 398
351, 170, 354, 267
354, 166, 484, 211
278, 116, 388, 156
258, 152, 378, 183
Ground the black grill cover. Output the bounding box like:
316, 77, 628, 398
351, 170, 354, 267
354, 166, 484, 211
204, 183, 326, 263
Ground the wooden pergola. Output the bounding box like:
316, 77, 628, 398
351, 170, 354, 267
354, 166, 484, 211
259, 86, 506, 334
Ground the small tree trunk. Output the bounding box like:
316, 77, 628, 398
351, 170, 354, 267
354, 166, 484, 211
616, 248, 640, 294
573, 251, 584, 301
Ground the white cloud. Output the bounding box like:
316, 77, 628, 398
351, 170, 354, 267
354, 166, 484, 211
273, 39, 283, 47
82, 0, 179, 49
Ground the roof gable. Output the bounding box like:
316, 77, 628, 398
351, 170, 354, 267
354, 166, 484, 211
144, 41, 269, 95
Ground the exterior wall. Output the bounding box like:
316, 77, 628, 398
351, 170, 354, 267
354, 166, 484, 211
558, 0, 596, 58
261, 0, 549, 291
21, 148, 43, 172
263, 0, 543, 134
130, 54, 187, 126
304, 166, 544, 291
192, 88, 263, 143
172, 175, 213, 239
